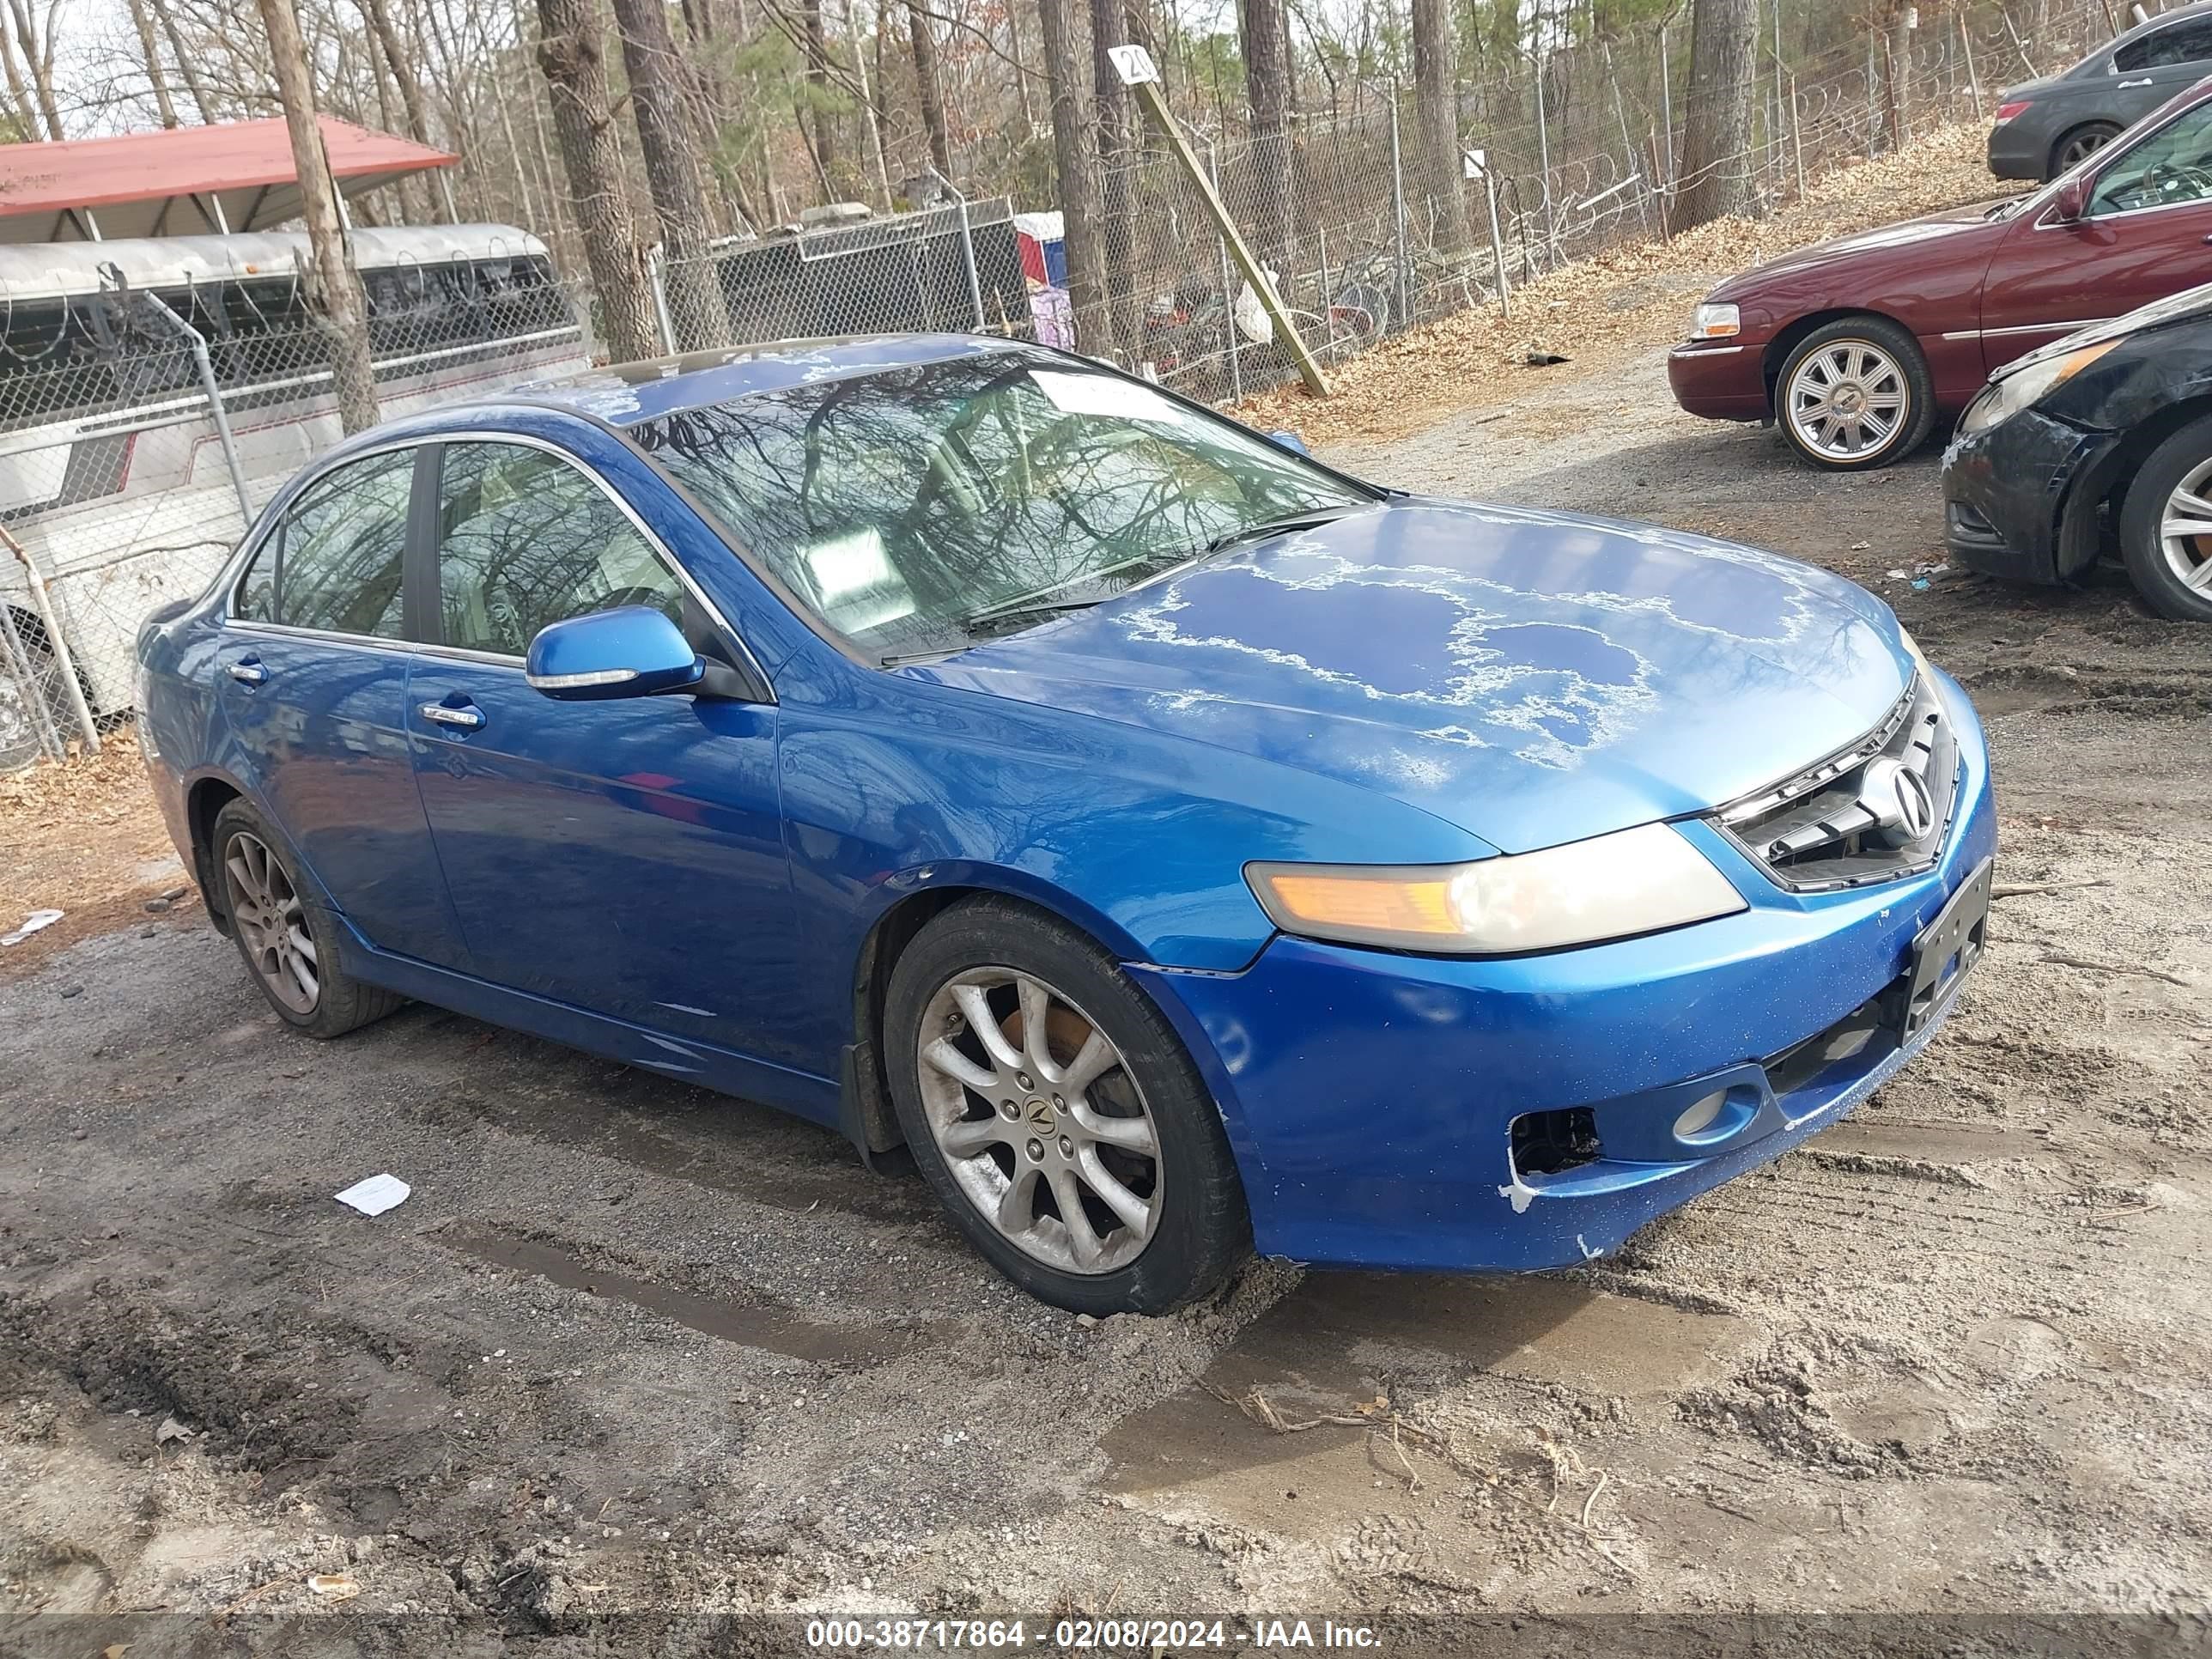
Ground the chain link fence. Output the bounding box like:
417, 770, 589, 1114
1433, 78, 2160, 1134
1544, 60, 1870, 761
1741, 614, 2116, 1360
0, 0, 2122, 769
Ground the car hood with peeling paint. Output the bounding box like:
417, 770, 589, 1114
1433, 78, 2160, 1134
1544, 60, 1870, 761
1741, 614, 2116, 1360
909, 500, 1916, 855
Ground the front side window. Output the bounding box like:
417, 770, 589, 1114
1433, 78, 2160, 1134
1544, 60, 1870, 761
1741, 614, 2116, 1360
626, 353, 1374, 660
2116, 19, 2212, 71
235, 447, 415, 637
434, 441, 684, 657
2090, 103, 2212, 214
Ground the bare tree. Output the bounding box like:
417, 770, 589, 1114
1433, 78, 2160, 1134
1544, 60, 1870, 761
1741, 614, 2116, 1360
125, 0, 183, 127
1036, 0, 1108, 350
253, 0, 380, 431
1090, 0, 1139, 358
907, 0, 951, 178
535, 0, 661, 362
1238, 0, 1292, 271
610, 0, 732, 349
802, 0, 840, 184
148, 0, 216, 125
1670, 0, 1758, 234
3, 0, 63, 141
1411, 0, 1470, 255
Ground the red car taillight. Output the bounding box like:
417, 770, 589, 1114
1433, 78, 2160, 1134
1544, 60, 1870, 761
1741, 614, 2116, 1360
1994, 100, 2030, 124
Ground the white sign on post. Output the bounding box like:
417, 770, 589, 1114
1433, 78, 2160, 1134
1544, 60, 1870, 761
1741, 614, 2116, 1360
1462, 148, 1488, 180
1108, 45, 1160, 87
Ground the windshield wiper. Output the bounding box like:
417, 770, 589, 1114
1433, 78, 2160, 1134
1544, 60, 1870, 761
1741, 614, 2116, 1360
879, 597, 1107, 666
1201, 502, 1374, 556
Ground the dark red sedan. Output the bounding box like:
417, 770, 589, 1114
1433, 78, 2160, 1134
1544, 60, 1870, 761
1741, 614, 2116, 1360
1669, 80, 2212, 470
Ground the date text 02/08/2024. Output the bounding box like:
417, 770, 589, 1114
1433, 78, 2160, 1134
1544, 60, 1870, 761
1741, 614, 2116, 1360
804, 1617, 1382, 1650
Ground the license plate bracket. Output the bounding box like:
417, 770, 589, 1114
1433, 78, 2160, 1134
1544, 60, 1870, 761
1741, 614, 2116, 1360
1900, 858, 1992, 1041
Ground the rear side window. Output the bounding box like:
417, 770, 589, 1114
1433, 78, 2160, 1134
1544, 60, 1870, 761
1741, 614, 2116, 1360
2116, 19, 2212, 70
234, 448, 416, 638
433, 441, 684, 657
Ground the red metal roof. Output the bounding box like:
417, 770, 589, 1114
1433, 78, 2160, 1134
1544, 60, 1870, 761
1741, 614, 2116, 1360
0, 117, 459, 245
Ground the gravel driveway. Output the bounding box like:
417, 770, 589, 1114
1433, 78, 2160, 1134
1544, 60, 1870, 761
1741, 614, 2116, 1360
5, 344, 2209, 1651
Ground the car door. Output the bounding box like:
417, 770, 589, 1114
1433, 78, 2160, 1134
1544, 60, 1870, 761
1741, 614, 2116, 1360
1979, 97, 2212, 373
216, 444, 470, 966
2109, 16, 2212, 125
404, 436, 808, 1070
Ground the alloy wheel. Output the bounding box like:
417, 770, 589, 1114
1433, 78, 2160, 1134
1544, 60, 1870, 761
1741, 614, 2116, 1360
2058, 130, 2113, 171
2158, 459, 2212, 598
914, 966, 1161, 1275
222, 830, 319, 1015
1785, 341, 1909, 462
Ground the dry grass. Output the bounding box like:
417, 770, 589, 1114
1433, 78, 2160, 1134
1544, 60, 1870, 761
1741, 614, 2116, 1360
1234, 123, 2007, 448
0, 732, 187, 975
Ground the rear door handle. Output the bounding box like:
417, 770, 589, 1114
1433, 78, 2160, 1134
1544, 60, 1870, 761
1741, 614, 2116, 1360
226, 658, 268, 687
2119, 77, 2153, 88
418, 701, 485, 731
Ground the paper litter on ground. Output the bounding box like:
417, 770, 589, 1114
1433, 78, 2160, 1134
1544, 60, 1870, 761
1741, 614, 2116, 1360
334, 1173, 410, 1216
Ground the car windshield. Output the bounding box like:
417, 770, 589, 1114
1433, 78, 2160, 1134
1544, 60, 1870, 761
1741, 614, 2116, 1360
624, 353, 1376, 660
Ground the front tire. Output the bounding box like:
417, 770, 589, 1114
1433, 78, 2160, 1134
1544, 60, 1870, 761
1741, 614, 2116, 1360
883, 897, 1251, 1315
1775, 317, 1936, 471
2118, 416, 2212, 623
211, 799, 404, 1037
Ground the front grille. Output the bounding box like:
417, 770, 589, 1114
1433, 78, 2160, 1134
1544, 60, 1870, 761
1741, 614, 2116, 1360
1711, 674, 1958, 893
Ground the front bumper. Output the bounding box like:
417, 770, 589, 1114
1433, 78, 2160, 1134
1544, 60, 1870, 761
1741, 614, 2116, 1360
1667, 339, 1770, 422
1942, 406, 2120, 584
1132, 671, 1997, 1273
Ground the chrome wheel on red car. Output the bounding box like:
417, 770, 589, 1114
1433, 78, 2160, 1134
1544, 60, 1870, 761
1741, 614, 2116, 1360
1776, 317, 1936, 472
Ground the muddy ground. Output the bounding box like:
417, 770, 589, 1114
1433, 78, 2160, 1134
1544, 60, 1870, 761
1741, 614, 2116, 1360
4, 330, 2210, 1654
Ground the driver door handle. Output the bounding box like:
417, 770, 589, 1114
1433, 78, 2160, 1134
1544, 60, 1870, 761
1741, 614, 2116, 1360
226, 659, 267, 687
2119, 77, 2153, 88
418, 701, 485, 731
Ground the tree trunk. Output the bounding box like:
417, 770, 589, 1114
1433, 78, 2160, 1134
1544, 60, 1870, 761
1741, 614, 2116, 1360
1036, 0, 1108, 351
5, 0, 62, 141
1888, 3, 1914, 144
1238, 0, 1292, 273
357, 0, 436, 222
252, 0, 380, 433
125, 0, 181, 128
1411, 0, 1469, 255
610, 0, 732, 350
1670, 0, 1758, 234
1090, 0, 1139, 361
803, 0, 841, 187
908, 0, 952, 178
148, 0, 216, 125
535, 0, 662, 363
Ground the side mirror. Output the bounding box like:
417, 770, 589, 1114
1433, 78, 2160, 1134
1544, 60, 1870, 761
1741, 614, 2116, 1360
525, 605, 704, 702
1267, 428, 1311, 457
2048, 176, 2090, 224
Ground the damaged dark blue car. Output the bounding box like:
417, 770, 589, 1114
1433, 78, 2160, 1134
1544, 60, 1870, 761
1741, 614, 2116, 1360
136, 336, 1996, 1314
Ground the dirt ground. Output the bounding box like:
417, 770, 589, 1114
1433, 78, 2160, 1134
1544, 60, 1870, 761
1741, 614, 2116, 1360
6, 158, 2211, 1653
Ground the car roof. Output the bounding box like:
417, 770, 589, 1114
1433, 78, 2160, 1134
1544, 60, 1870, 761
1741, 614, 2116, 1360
512, 331, 1049, 428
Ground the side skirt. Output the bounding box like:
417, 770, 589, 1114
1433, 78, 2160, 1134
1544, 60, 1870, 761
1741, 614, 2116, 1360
337, 922, 843, 1127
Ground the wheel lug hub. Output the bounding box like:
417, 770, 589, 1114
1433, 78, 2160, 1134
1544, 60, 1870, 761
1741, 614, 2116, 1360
1016, 1072, 1033, 1089
1059, 1136, 1074, 1159
999, 1099, 1018, 1120
1024, 1138, 1043, 1162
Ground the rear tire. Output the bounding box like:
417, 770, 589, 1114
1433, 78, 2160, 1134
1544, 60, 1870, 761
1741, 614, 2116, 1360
2118, 415, 2212, 623
2048, 122, 2120, 181
1775, 317, 1936, 472
211, 799, 404, 1037
883, 896, 1251, 1315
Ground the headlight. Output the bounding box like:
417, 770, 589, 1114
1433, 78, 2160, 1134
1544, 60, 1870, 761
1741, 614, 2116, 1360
1958, 339, 2118, 436
1246, 823, 1747, 957
1690, 302, 1741, 341
1897, 624, 1932, 685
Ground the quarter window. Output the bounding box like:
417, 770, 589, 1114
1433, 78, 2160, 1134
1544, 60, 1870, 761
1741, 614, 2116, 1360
434, 441, 684, 657
235, 447, 416, 637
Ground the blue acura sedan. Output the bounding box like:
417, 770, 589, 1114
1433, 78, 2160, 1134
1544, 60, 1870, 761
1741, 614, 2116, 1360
137, 335, 1994, 1313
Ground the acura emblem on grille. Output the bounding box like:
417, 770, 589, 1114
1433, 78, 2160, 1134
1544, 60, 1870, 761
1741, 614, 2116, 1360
1861, 756, 1936, 841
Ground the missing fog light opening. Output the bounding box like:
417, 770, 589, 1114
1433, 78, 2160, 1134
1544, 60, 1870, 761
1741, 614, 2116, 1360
1673, 1089, 1728, 1140
1510, 1107, 1602, 1178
